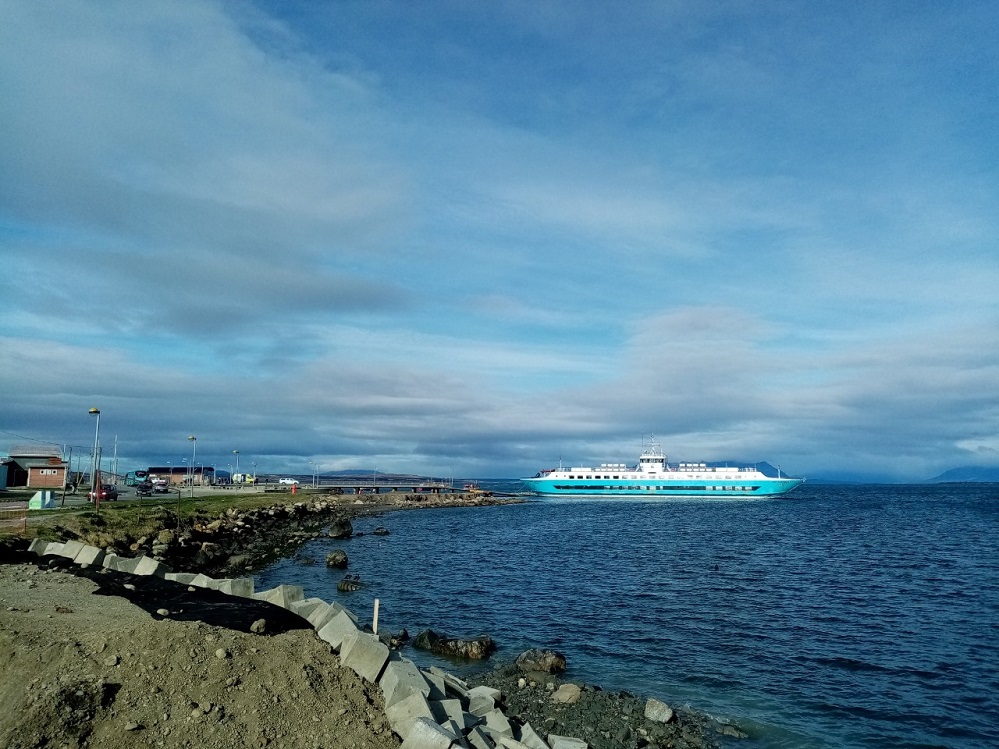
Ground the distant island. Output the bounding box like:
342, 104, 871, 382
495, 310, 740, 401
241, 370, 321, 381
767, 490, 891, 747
925, 466, 999, 483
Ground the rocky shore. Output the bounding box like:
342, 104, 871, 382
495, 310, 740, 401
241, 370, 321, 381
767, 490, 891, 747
1, 492, 730, 749
55, 492, 517, 578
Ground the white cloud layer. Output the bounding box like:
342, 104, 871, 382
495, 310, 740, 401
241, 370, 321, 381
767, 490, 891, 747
1, 0, 997, 482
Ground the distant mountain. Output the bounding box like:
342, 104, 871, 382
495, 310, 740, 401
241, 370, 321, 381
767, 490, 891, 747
700, 460, 791, 478
925, 466, 999, 483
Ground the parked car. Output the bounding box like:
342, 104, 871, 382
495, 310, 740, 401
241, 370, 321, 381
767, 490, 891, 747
152, 481, 169, 494
89, 484, 119, 502
279, 478, 300, 485
135, 481, 154, 497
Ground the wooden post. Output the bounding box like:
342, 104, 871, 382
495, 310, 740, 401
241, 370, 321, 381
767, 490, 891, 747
372, 599, 380, 634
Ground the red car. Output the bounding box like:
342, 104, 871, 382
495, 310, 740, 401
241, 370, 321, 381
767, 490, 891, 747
88, 484, 119, 501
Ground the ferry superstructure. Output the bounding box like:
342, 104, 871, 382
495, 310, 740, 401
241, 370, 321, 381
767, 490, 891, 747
522, 437, 803, 498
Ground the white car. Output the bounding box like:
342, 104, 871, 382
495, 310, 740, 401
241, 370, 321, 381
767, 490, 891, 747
278, 478, 299, 485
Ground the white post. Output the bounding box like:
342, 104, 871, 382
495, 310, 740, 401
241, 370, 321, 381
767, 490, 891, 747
372, 599, 380, 635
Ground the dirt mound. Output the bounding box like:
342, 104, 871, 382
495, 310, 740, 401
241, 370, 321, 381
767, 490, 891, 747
0, 561, 398, 749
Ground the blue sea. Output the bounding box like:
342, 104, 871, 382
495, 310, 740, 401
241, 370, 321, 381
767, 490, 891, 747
256, 483, 999, 748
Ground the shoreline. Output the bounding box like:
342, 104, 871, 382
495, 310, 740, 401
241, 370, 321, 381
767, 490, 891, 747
1, 492, 727, 748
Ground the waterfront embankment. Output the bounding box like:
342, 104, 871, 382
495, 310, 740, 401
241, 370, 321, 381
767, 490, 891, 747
0, 491, 721, 749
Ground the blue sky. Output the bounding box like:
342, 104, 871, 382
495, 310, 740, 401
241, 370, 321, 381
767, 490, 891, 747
1, 1, 997, 482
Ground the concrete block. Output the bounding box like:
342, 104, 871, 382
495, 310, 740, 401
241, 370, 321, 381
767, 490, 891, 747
38, 541, 65, 557
547, 737, 587, 749
516, 722, 550, 749
215, 578, 255, 597
101, 552, 120, 570
385, 691, 436, 741
109, 556, 139, 573
289, 597, 326, 620
497, 738, 531, 749
317, 608, 360, 652
309, 601, 358, 631
431, 699, 470, 732
465, 726, 496, 749
440, 720, 469, 747
73, 545, 106, 567
164, 572, 199, 585
429, 667, 471, 700
251, 583, 304, 609
482, 709, 513, 738
422, 669, 448, 701
468, 685, 501, 716
305, 600, 333, 628
308, 600, 350, 631
340, 630, 390, 683
466, 726, 496, 749
132, 555, 170, 576
58, 540, 87, 560
400, 717, 457, 749
28, 538, 49, 556
108, 555, 169, 577
381, 655, 432, 708
189, 573, 215, 588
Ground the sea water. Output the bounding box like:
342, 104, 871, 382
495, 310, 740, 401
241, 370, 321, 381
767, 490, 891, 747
255, 483, 999, 748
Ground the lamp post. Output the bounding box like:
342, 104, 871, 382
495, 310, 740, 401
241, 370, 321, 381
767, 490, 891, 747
233, 450, 239, 488
252, 462, 257, 484
188, 436, 197, 497
89, 408, 101, 511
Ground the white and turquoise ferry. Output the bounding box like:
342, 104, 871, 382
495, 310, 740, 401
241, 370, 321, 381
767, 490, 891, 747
522, 436, 803, 498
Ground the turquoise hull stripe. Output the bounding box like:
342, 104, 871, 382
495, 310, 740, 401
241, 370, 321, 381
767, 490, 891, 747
522, 477, 803, 497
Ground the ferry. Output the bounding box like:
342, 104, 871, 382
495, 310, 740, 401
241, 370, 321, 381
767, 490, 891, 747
522, 436, 803, 498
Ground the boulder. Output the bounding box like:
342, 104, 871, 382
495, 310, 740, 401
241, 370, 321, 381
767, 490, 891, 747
551, 683, 581, 705
413, 630, 496, 660
328, 518, 353, 539
325, 549, 349, 569
644, 697, 674, 724
515, 649, 567, 674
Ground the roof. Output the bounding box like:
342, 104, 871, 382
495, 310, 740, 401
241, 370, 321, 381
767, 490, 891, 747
5, 457, 67, 469
7, 444, 63, 459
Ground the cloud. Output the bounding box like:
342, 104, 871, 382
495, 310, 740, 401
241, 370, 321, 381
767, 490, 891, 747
1, 1, 997, 482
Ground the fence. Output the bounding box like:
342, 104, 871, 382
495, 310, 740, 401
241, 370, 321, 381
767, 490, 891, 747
0, 502, 28, 535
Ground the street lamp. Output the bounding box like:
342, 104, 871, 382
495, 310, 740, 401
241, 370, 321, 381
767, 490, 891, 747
233, 450, 239, 486
252, 462, 257, 483
188, 436, 197, 497
89, 408, 101, 510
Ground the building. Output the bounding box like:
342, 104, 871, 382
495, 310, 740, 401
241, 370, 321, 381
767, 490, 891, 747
1, 445, 69, 489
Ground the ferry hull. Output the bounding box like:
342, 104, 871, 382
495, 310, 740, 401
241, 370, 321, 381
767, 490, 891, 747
521, 477, 804, 498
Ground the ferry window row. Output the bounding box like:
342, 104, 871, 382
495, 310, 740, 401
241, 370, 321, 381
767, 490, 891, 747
553, 484, 760, 492
570, 474, 742, 480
